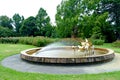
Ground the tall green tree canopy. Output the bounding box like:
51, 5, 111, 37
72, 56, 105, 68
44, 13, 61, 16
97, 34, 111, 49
12, 13, 24, 33
55, 0, 117, 42
0, 15, 13, 29
20, 16, 38, 36
97, 0, 120, 39
55, 0, 100, 38
36, 8, 53, 37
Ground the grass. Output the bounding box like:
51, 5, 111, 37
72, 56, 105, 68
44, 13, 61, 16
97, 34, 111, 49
95, 43, 120, 53
0, 43, 120, 80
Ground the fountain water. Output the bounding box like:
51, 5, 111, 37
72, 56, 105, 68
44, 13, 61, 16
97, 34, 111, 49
20, 39, 115, 63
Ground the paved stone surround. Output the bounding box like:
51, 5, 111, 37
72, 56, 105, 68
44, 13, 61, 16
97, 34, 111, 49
21, 48, 115, 63
1, 53, 120, 74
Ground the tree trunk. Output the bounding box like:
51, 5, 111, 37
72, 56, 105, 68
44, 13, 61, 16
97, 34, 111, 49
71, 26, 78, 38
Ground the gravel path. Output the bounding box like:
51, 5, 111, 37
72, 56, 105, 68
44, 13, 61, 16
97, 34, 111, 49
1, 53, 120, 74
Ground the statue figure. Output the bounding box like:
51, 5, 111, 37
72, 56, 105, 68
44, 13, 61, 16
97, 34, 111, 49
77, 39, 94, 56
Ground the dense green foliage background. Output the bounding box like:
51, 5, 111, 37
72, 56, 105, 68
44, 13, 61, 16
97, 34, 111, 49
0, 0, 120, 43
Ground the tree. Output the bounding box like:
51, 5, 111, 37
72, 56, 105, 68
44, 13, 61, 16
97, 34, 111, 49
12, 13, 24, 34
97, 0, 120, 39
55, 0, 100, 38
77, 13, 97, 38
0, 15, 13, 29
0, 26, 14, 37
36, 8, 53, 37
20, 16, 38, 36
55, 0, 116, 42
55, 0, 80, 38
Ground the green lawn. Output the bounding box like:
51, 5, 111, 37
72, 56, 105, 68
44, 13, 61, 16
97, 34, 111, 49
0, 43, 120, 80
95, 43, 120, 53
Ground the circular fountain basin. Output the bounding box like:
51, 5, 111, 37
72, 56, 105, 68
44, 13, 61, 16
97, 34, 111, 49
20, 47, 115, 63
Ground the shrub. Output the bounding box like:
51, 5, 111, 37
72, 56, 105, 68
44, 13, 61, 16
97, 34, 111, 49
18, 36, 57, 47
19, 37, 34, 45
0, 37, 58, 47
0, 37, 19, 44
31, 37, 57, 47
91, 39, 104, 45
112, 40, 120, 48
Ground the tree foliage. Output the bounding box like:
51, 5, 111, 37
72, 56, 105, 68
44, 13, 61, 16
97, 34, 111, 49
20, 16, 38, 36
55, 0, 100, 38
96, 0, 120, 39
0, 8, 53, 37
0, 26, 14, 37
12, 13, 24, 33
36, 8, 53, 37
55, 0, 117, 42
0, 15, 13, 29
0, 0, 119, 42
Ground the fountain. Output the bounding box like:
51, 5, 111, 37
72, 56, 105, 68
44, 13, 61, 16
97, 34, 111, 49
20, 39, 115, 63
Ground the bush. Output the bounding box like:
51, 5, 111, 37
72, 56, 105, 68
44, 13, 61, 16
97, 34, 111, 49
0, 37, 58, 47
0, 37, 105, 46
31, 37, 45, 47
91, 39, 104, 45
112, 40, 120, 48
19, 37, 58, 47
0, 37, 19, 44
19, 37, 34, 45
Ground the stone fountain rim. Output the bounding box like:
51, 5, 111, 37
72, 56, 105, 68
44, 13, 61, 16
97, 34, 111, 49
20, 47, 114, 58
20, 47, 115, 63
